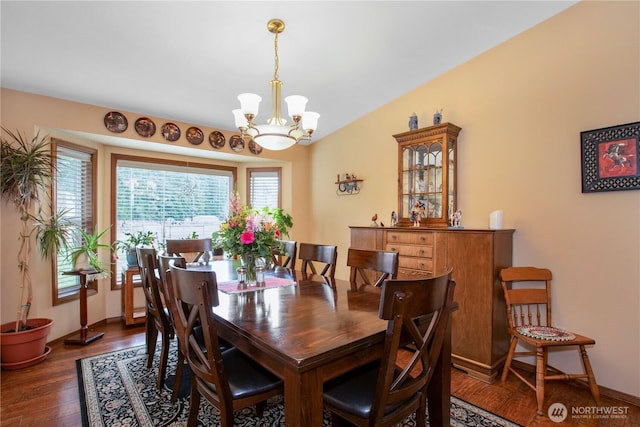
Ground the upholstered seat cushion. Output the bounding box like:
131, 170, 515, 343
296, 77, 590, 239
199, 347, 282, 399
323, 361, 404, 419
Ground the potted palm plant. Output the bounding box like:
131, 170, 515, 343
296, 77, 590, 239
1, 129, 74, 368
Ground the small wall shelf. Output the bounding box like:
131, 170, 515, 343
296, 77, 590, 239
335, 175, 363, 195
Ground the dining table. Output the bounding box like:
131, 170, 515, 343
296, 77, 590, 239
188, 260, 452, 427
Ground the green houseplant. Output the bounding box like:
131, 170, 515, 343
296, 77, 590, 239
1, 129, 75, 368
114, 230, 156, 267
68, 226, 114, 274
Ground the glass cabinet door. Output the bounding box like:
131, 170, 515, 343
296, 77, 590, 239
394, 123, 461, 227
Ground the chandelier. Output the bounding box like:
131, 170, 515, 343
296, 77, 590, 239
232, 19, 319, 151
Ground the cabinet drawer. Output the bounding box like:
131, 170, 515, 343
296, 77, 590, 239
398, 256, 433, 272
385, 243, 433, 258
387, 231, 434, 245
398, 268, 432, 279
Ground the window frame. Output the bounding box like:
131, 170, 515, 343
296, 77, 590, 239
110, 154, 237, 289
247, 167, 282, 209
51, 139, 98, 305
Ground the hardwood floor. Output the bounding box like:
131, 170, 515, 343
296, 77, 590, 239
1, 320, 638, 426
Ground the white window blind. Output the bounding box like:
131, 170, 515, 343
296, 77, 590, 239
249, 169, 280, 209
55, 145, 94, 296
114, 160, 233, 276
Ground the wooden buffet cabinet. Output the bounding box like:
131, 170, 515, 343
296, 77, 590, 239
350, 226, 515, 383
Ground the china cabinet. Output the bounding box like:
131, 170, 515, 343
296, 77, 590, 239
393, 123, 461, 228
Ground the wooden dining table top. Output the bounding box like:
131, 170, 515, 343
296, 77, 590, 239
187, 260, 451, 427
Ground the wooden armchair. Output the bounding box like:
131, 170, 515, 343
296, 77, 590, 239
323, 268, 455, 426
347, 248, 399, 292
298, 243, 338, 278
500, 266, 600, 415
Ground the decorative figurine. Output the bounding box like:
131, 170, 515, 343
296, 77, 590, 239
370, 213, 379, 227
449, 210, 463, 228
433, 109, 443, 125
410, 200, 425, 227
409, 112, 418, 130
390, 211, 398, 227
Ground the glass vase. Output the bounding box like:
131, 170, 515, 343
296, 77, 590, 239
240, 253, 257, 284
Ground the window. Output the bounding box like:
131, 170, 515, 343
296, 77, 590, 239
111, 155, 235, 285
247, 168, 281, 209
52, 140, 97, 304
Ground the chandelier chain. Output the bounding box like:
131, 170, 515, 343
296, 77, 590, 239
273, 31, 280, 81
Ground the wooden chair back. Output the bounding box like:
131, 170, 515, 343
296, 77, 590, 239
500, 266, 552, 330
323, 268, 455, 427
298, 243, 337, 278
165, 238, 212, 264
271, 240, 297, 270
167, 264, 282, 425
136, 247, 173, 390
347, 248, 399, 291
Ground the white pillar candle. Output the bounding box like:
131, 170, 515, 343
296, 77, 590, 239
489, 210, 503, 229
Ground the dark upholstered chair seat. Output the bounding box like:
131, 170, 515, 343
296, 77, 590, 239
196, 347, 283, 399
323, 361, 406, 419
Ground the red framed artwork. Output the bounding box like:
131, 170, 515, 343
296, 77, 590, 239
580, 121, 640, 193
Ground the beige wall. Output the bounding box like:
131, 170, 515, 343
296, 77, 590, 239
0, 88, 313, 339
310, 1, 639, 397
1, 0, 638, 398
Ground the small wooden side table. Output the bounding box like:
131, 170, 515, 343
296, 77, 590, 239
63, 270, 104, 345
121, 266, 146, 326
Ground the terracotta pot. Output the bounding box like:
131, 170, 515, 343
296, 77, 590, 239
1, 318, 53, 369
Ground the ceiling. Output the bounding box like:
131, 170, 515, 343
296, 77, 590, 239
1, 1, 577, 146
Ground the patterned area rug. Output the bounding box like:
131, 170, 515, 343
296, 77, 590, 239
76, 342, 521, 427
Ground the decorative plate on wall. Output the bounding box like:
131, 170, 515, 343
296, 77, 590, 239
161, 123, 181, 142
135, 117, 156, 137
248, 139, 263, 155
104, 111, 128, 133
229, 135, 244, 152
186, 127, 204, 145
208, 131, 225, 149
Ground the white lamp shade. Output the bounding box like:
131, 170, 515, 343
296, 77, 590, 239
302, 111, 320, 131
254, 124, 297, 150
232, 109, 248, 128
284, 95, 308, 117
237, 93, 262, 116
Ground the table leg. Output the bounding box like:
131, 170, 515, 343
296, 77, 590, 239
283, 368, 323, 427
64, 274, 104, 345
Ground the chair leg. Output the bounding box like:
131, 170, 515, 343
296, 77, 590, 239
579, 345, 601, 406
501, 337, 518, 382
535, 347, 546, 416
187, 383, 201, 427
416, 392, 427, 427
147, 327, 158, 369
157, 333, 170, 391
171, 351, 185, 403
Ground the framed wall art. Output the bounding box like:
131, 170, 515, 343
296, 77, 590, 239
580, 121, 640, 193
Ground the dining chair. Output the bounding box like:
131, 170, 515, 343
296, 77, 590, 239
157, 254, 188, 402
167, 264, 283, 427
136, 247, 174, 392
347, 248, 399, 292
500, 267, 600, 415
323, 268, 455, 427
271, 240, 297, 270
165, 238, 212, 264
298, 243, 338, 278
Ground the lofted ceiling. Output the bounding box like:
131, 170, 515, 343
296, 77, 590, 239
1, 1, 577, 146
